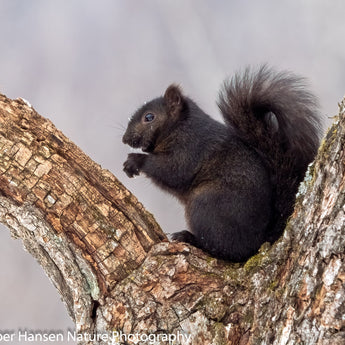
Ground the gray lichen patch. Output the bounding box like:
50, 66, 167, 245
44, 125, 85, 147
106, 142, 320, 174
0, 195, 95, 332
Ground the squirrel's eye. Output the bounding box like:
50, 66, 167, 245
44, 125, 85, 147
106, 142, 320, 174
144, 113, 155, 122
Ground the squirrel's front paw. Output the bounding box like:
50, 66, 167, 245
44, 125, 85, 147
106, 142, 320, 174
123, 153, 146, 178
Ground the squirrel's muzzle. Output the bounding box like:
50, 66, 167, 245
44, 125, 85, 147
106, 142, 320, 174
122, 131, 142, 149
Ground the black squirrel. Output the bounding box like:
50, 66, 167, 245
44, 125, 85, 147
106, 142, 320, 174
122, 66, 322, 262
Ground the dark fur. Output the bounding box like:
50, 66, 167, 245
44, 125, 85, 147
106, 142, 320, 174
122, 66, 322, 261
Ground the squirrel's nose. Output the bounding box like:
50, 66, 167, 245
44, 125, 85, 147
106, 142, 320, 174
122, 132, 129, 145
122, 132, 140, 148
122, 131, 132, 145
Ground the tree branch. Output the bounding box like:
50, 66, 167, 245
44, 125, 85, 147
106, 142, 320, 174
0, 94, 165, 338
0, 93, 344, 344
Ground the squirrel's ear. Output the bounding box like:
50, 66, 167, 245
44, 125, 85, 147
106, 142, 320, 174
164, 84, 184, 118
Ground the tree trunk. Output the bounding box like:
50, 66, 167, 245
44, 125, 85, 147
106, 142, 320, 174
0, 93, 344, 345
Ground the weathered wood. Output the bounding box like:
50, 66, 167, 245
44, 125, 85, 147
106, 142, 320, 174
0, 93, 344, 344
0, 94, 165, 340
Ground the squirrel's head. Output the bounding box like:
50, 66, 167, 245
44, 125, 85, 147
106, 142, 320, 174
122, 84, 186, 152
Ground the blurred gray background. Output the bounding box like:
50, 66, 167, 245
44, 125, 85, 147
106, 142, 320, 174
0, 0, 344, 343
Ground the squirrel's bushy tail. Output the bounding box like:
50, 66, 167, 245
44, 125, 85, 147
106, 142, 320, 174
218, 65, 323, 241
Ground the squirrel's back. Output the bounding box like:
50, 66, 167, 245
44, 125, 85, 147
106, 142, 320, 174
218, 65, 323, 241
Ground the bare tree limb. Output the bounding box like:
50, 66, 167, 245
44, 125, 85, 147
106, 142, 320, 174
0, 93, 344, 344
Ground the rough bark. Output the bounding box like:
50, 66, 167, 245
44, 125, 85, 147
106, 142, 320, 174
0, 93, 344, 345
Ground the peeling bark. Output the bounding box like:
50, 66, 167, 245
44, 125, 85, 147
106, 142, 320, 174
0, 93, 344, 345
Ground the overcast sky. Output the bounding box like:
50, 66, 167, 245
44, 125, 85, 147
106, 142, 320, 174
0, 1, 344, 343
